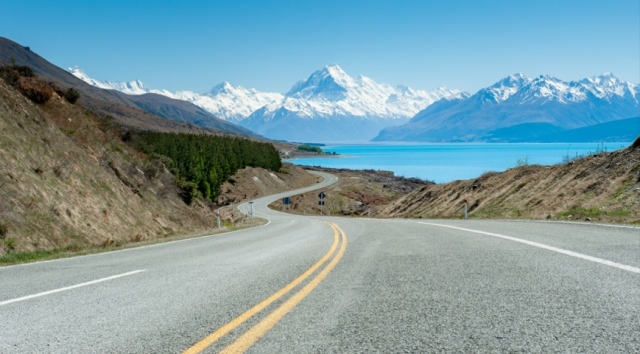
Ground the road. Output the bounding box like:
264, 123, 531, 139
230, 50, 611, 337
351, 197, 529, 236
1, 171, 639, 353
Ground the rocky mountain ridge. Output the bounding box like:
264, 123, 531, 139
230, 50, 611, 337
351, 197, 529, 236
70, 64, 466, 142
374, 73, 639, 142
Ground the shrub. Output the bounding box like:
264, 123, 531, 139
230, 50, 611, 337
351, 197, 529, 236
64, 88, 80, 104
0, 223, 7, 239
516, 156, 529, 167
17, 77, 54, 104
177, 179, 202, 205
5, 238, 16, 251
0, 61, 34, 87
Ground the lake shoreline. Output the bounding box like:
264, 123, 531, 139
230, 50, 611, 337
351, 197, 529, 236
287, 142, 632, 183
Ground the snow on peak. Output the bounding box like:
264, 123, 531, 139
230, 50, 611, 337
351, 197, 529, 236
483, 73, 533, 102
579, 73, 639, 101
68, 66, 149, 95
261, 65, 467, 120
499, 72, 639, 104
68, 64, 473, 124
208, 81, 235, 95
285, 64, 355, 100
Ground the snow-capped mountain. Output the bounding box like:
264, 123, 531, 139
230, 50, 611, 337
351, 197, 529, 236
68, 67, 148, 95
374, 73, 640, 142
240, 64, 467, 142
69, 64, 466, 142
146, 83, 283, 123
68, 67, 282, 122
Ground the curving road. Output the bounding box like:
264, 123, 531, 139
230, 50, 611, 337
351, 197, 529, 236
1, 171, 639, 353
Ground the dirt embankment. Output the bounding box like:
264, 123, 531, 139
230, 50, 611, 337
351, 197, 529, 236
213, 163, 320, 223
0, 78, 317, 260
380, 139, 640, 224
269, 167, 432, 217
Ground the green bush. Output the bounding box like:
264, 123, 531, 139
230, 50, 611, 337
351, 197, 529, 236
64, 88, 80, 104
177, 179, 202, 205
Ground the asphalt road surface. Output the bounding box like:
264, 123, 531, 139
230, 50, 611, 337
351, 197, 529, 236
1, 171, 639, 353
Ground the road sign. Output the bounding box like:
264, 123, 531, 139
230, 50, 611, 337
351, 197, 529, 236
283, 197, 291, 205
318, 192, 326, 199
318, 200, 325, 206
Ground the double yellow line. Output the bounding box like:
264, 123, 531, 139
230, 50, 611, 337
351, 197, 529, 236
184, 222, 347, 354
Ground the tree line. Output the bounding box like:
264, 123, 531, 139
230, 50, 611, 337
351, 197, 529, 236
129, 131, 282, 204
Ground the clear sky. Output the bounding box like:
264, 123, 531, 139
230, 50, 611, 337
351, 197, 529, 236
2, 0, 638, 94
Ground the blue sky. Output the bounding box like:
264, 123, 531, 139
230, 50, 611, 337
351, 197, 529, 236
2, 0, 638, 94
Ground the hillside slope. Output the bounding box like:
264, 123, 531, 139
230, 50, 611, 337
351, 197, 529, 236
0, 77, 313, 260
0, 78, 219, 256
381, 138, 640, 223
0, 37, 258, 137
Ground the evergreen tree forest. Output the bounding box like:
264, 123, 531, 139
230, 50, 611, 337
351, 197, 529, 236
129, 131, 282, 204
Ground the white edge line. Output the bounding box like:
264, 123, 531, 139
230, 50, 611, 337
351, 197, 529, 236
418, 222, 640, 274
0, 269, 146, 306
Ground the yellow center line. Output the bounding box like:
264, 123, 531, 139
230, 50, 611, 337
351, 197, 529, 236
183, 222, 341, 354
220, 223, 348, 354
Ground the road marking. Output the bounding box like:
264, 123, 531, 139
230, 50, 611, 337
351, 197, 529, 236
183, 222, 342, 354
0, 269, 147, 306
220, 223, 347, 354
419, 222, 640, 274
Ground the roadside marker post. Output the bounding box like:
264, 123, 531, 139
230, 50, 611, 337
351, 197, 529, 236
215, 209, 221, 229
463, 199, 468, 220
249, 201, 254, 221
318, 192, 326, 215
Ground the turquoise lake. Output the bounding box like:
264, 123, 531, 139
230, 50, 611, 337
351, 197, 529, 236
286, 142, 632, 183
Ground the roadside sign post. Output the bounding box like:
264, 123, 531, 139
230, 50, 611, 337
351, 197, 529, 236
249, 201, 254, 221
463, 199, 468, 220
318, 192, 326, 215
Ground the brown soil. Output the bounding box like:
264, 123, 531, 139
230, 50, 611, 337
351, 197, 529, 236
269, 167, 431, 217
380, 139, 640, 224
212, 163, 320, 224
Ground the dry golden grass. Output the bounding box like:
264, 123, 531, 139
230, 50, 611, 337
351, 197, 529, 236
381, 140, 640, 224
0, 80, 234, 259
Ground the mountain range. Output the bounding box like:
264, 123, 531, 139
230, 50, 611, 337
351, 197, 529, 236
68, 53, 638, 143
70, 64, 466, 142
374, 73, 639, 142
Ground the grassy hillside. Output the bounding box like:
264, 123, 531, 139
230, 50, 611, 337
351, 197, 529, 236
0, 68, 313, 264
381, 137, 640, 224
0, 77, 222, 261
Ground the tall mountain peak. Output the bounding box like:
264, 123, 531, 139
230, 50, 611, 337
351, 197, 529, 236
285, 64, 354, 100
208, 81, 235, 95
